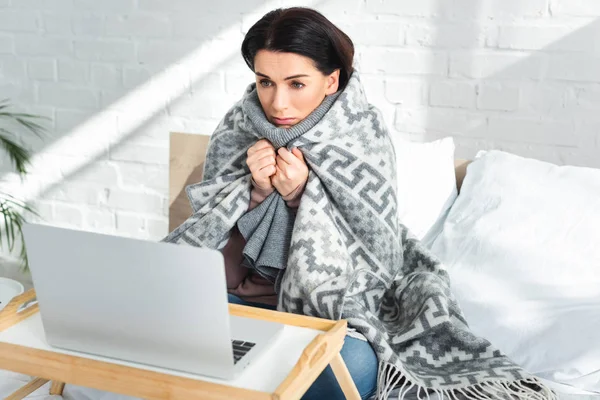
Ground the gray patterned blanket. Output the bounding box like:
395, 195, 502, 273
162, 71, 556, 400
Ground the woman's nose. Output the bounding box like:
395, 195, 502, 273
272, 88, 289, 112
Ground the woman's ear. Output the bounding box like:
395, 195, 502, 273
325, 69, 340, 95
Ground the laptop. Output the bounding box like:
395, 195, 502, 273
22, 223, 284, 380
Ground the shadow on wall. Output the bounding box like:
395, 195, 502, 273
4, 0, 269, 161
416, 1, 600, 168
2, 0, 324, 206
31, 51, 241, 219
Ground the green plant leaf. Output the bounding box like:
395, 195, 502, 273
7, 210, 17, 253
0, 100, 46, 271
0, 127, 30, 175
1, 191, 28, 206
0, 200, 15, 252
11, 210, 19, 252
15, 117, 47, 138
0, 193, 39, 226
0, 195, 34, 271
10, 210, 29, 271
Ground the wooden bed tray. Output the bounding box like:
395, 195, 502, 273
0, 289, 361, 400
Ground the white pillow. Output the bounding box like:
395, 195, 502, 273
428, 150, 600, 393
391, 136, 457, 240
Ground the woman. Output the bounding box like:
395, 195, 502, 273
164, 6, 556, 400
222, 7, 378, 400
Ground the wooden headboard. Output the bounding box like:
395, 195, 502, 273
169, 132, 471, 231
169, 132, 210, 232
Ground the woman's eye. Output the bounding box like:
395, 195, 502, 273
259, 80, 272, 87
292, 82, 305, 89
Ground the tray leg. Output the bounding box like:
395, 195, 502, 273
50, 381, 65, 395
4, 377, 49, 400
0, 288, 39, 332
330, 353, 361, 400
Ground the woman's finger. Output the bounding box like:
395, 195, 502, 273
257, 164, 276, 178
276, 156, 288, 173
272, 165, 283, 184
255, 147, 276, 161
249, 148, 276, 166
291, 148, 305, 163
248, 139, 274, 155
277, 147, 296, 165
254, 155, 276, 171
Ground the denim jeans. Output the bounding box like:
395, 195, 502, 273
228, 294, 378, 400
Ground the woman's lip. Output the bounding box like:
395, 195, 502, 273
273, 117, 296, 124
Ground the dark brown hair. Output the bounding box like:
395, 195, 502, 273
241, 7, 355, 92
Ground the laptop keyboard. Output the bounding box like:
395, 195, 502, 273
232, 340, 256, 364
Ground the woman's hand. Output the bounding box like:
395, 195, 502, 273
247, 139, 276, 191
272, 147, 308, 197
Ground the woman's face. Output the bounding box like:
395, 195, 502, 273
253, 50, 340, 129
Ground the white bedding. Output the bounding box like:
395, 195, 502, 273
3, 370, 600, 399
0, 373, 136, 399
426, 150, 600, 396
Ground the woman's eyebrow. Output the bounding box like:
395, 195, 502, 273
255, 72, 310, 80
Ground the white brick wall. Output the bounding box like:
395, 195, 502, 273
1, 0, 599, 250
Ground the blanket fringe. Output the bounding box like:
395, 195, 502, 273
376, 361, 559, 400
